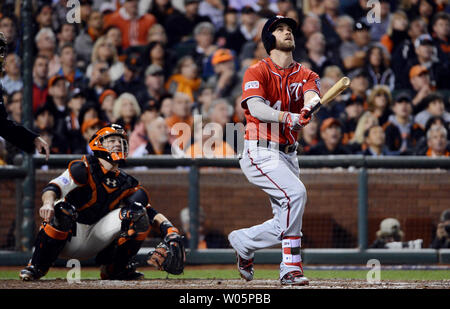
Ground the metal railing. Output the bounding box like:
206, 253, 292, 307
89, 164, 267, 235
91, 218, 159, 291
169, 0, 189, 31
1, 154, 449, 253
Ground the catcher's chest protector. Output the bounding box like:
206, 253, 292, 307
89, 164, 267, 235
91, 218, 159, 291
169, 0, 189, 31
65, 155, 139, 225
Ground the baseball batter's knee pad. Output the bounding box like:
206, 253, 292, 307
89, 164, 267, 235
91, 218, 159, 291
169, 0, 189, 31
120, 201, 150, 236
51, 201, 77, 232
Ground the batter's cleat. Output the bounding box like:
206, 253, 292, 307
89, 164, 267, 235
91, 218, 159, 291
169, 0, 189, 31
100, 263, 144, 280
234, 252, 254, 281
280, 270, 309, 286
19, 265, 47, 281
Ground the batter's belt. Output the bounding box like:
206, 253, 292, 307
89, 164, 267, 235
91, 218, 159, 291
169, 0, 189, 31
256, 140, 299, 154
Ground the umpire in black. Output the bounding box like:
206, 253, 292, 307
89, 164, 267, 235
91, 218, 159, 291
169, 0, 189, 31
0, 32, 49, 160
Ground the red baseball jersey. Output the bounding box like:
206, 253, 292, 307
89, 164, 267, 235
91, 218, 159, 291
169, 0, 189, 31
241, 57, 321, 145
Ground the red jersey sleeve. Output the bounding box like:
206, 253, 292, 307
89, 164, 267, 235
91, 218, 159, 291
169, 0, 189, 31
302, 69, 321, 97
241, 64, 267, 109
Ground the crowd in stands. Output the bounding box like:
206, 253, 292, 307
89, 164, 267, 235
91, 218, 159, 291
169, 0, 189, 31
0, 0, 449, 164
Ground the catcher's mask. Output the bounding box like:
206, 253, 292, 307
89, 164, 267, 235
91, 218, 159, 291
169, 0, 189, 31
89, 124, 129, 163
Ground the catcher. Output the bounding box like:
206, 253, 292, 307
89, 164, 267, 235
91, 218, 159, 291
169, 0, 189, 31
20, 124, 185, 281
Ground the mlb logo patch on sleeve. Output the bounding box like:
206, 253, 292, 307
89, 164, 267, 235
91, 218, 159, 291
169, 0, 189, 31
245, 81, 259, 91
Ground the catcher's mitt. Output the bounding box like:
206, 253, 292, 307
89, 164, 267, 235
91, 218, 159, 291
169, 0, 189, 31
147, 233, 186, 275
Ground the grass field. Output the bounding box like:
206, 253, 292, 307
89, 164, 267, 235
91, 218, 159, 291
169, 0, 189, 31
1, 267, 450, 281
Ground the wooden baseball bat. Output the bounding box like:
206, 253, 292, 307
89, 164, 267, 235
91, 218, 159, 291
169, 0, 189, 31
305, 76, 351, 118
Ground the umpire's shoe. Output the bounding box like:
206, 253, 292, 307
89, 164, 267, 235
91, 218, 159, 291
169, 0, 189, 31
100, 263, 144, 280
280, 270, 309, 286
19, 265, 47, 281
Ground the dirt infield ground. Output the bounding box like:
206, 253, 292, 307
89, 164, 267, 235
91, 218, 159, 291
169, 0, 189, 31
1, 278, 449, 289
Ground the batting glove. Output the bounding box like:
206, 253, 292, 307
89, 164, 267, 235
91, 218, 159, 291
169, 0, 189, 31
298, 107, 312, 127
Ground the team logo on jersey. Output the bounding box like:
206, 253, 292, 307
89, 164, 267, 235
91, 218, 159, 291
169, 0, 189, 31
288, 82, 303, 102
104, 178, 118, 188
244, 81, 259, 91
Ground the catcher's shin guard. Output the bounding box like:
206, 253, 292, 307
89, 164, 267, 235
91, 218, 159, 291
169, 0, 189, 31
99, 202, 149, 279
20, 202, 76, 281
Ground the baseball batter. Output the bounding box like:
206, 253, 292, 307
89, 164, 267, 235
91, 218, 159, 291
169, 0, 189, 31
20, 124, 185, 281
228, 16, 321, 286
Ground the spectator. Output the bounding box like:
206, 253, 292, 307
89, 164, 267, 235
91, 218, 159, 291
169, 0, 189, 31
207, 98, 233, 132
431, 209, 450, 249
193, 84, 214, 116
131, 116, 172, 157
143, 64, 168, 104
74, 10, 104, 68
104, 25, 125, 61
216, 7, 244, 54
392, 17, 427, 89
318, 0, 341, 51
370, 218, 409, 249
407, 33, 449, 90
175, 21, 217, 78
35, 4, 53, 31
32, 55, 49, 113
413, 116, 449, 155
408, 65, 435, 111
113, 52, 147, 105
185, 117, 235, 158
207, 48, 240, 100
361, 125, 396, 156
86, 36, 124, 84
380, 10, 409, 55
340, 20, 371, 72
148, 0, 181, 27
128, 98, 162, 156
0, 138, 7, 165
103, 0, 157, 49
303, 32, 341, 77
421, 124, 450, 156
298, 116, 319, 155
32, 103, 66, 155
77, 0, 94, 31
65, 88, 86, 154
431, 12, 450, 59
55, 43, 84, 89
6, 90, 22, 124
77, 100, 102, 131
323, 65, 344, 83
238, 6, 259, 43
239, 17, 268, 64
98, 89, 117, 124
365, 0, 392, 42
113, 92, 141, 134
84, 61, 112, 103
146, 23, 169, 46
339, 96, 365, 145
145, 41, 172, 77
179, 207, 228, 249
334, 14, 354, 52
46, 75, 69, 135
165, 0, 211, 47
0, 53, 23, 95
308, 118, 352, 155
347, 69, 370, 100
0, 15, 20, 55
165, 92, 194, 150
296, 13, 322, 55
363, 44, 395, 91
80, 117, 104, 155
198, 0, 225, 29
367, 85, 393, 126
165, 55, 202, 102
159, 94, 173, 118
34, 28, 59, 78
418, 0, 437, 29
415, 93, 450, 129
348, 111, 379, 153
384, 92, 424, 154
56, 23, 77, 53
